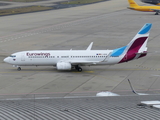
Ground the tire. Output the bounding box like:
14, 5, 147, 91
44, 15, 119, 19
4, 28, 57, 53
78, 67, 82, 72
155, 12, 158, 15
17, 67, 21, 71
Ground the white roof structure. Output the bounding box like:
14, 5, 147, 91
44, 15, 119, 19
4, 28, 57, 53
96, 91, 120, 96
0, 95, 160, 119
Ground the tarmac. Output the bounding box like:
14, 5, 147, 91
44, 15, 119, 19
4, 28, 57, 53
0, 0, 160, 98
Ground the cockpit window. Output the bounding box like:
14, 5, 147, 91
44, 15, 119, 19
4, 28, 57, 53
10, 55, 16, 57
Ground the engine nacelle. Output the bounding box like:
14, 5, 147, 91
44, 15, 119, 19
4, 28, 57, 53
56, 62, 71, 70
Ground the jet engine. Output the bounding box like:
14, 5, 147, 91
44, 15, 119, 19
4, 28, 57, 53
56, 62, 71, 70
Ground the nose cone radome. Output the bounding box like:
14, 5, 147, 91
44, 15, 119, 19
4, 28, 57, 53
4, 57, 10, 63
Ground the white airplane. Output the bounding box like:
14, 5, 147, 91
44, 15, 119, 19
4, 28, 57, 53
4, 23, 152, 72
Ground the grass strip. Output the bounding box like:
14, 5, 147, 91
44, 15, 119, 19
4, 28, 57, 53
0, 0, 43, 2
61, 0, 104, 4
0, 6, 53, 16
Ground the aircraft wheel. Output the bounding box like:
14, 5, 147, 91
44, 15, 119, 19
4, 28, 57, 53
77, 67, 82, 72
75, 65, 82, 72
17, 67, 21, 71
155, 12, 159, 15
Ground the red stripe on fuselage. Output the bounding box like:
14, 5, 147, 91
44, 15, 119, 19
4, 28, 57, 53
119, 37, 147, 63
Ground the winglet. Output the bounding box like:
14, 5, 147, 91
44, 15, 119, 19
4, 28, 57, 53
86, 42, 93, 50
128, 79, 138, 94
128, 79, 149, 95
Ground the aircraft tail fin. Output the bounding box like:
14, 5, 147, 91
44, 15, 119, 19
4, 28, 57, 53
119, 23, 152, 63
128, 0, 139, 7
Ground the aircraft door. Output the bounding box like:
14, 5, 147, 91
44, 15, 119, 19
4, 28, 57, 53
21, 53, 25, 61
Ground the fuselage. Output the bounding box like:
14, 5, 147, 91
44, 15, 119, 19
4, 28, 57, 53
4, 50, 122, 66
128, 6, 160, 12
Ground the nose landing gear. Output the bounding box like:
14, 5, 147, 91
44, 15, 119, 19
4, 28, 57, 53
13, 65, 21, 71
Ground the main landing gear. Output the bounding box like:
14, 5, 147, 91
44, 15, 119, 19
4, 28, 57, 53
155, 12, 159, 15
17, 67, 21, 71
75, 65, 82, 72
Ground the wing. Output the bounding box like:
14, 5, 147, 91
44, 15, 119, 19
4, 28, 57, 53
150, 9, 160, 12
70, 52, 112, 66
127, 7, 135, 10
70, 60, 100, 66
86, 42, 93, 50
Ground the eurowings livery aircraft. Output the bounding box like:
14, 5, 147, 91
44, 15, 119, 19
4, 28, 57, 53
128, 0, 160, 15
4, 23, 152, 72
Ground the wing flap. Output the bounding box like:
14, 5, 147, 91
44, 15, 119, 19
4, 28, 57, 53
70, 60, 100, 65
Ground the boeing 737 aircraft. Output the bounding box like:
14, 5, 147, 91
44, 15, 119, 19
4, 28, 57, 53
4, 23, 152, 72
128, 0, 160, 15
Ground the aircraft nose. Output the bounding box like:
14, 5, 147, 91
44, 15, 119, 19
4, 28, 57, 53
4, 57, 10, 63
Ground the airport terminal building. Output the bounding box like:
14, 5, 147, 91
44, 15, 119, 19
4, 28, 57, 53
0, 95, 160, 120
